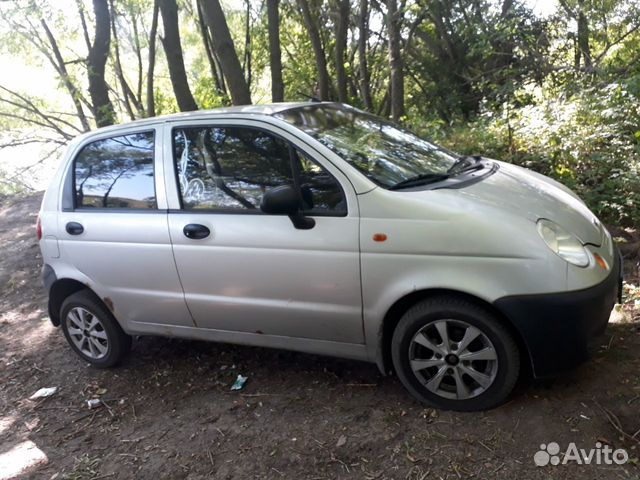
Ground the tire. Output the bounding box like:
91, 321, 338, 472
391, 296, 520, 411
60, 290, 131, 368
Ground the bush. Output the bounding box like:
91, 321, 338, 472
417, 80, 640, 227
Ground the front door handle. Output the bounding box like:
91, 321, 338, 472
183, 223, 210, 240
65, 222, 84, 235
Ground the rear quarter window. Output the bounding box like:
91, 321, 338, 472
74, 131, 156, 209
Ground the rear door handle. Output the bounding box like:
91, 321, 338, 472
183, 223, 210, 240
65, 222, 84, 235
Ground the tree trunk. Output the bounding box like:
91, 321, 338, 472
196, 0, 225, 95
334, 0, 349, 103
76, 0, 92, 52
130, 8, 144, 103
266, 0, 284, 102
212, 53, 228, 96
87, 0, 116, 127
200, 0, 252, 105
297, 0, 330, 100
243, 0, 252, 90
576, 1, 592, 70
386, 0, 404, 121
109, 0, 143, 119
40, 19, 91, 131
146, 0, 160, 116
560, 0, 592, 71
357, 0, 372, 109
159, 0, 198, 111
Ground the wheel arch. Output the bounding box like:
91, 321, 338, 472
48, 278, 108, 327
376, 288, 533, 377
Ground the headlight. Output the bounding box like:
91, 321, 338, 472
536, 219, 589, 267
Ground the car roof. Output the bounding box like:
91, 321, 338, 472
151, 101, 321, 120
82, 101, 338, 138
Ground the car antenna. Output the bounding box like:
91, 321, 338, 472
297, 91, 322, 103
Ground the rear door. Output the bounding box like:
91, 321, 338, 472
164, 119, 363, 344
57, 127, 194, 329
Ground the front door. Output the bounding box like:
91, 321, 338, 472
165, 122, 363, 344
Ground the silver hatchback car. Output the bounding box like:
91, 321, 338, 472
38, 102, 621, 411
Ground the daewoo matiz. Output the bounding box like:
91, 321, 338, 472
38, 102, 622, 411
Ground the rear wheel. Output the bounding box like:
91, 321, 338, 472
391, 296, 520, 411
60, 290, 131, 368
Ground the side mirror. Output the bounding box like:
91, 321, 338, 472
260, 185, 315, 230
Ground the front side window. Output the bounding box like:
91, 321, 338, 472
74, 131, 156, 209
173, 126, 346, 214
297, 151, 346, 214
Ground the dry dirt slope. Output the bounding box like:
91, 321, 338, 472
0, 193, 639, 480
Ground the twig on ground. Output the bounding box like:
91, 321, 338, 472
595, 400, 640, 445
100, 398, 115, 417
477, 440, 493, 452
239, 393, 284, 397
121, 436, 146, 443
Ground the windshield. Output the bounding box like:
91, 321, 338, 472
275, 104, 460, 188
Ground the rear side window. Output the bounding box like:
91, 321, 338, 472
74, 131, 156, 209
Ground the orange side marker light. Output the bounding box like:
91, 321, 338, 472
593, 253, 608, 270
373, 233, 387, 242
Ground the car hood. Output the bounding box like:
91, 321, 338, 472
453, 160, 602, 245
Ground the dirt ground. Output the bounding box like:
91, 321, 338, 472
1, 193, 639, 480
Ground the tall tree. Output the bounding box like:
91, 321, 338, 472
266, 0, 284, 102
129, 5, 144, 107
242, 0, 252, 89
560, 0, 593, 71
196, 0, 226, 96
357, 0, 372, 109
159, 0, 198, 111
87, 0, 116, 127
334, 0, 350, 103
109, 0, 144, 119
297, 0, 330, 100
40, 19, 91, 131
200, 0, 252, 105
146, 0, 160, 116
386, 0, 404, 120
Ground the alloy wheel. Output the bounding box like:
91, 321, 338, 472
65, 307, 109, 360
408, 319, 498, 400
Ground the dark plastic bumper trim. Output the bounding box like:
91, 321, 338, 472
494, 248, 621, 378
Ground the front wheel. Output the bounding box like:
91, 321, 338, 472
391, 296, 520, 411
60, 290, 131, 368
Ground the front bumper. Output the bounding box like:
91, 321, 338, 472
494, 249, 622, 378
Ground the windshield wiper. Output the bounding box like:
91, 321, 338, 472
389, 173, 451, 190
447, 155, 483, 174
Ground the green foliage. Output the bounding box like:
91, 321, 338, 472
421, 77, 640, 226
153, 89, 178, 116
278, 3, 323, 101
194, 77, 229, 109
